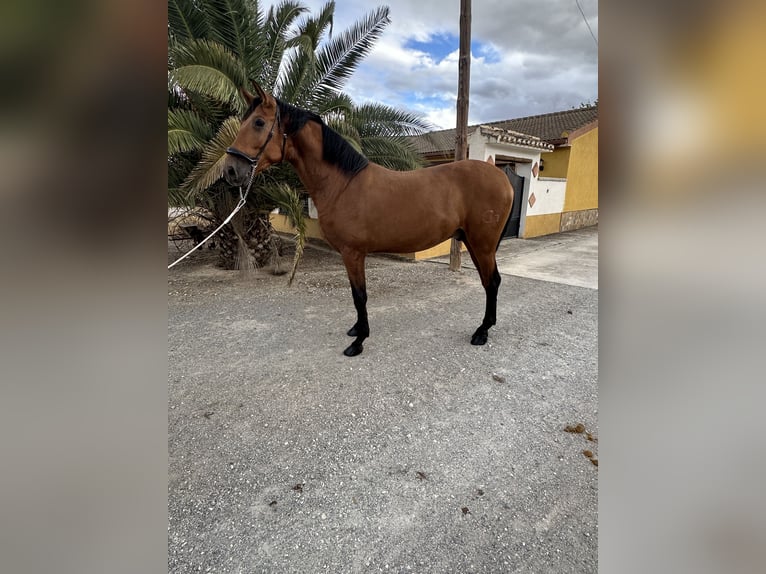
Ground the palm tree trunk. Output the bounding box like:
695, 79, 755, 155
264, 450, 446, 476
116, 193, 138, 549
211, 192, 277, 270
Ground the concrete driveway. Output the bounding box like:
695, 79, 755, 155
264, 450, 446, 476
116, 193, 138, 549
168, 226, 598, 573
432, 226, 598, 290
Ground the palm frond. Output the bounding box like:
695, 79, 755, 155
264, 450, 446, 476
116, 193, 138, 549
168, 187, 193, 208
260, 182, 308, 285
361, 136, 425, 171
168, 0, 209, 42
181, 116, 241, 196
201, 0, 264, 68
274, 42, 316, 104
170, 39, 249, 112
263, 1, 308, 88
169, 153, 198, 192
276, 1, 337, 104
349, 103, 433, 137
315, 91, 354, 116
312, 6, 389, 94
169, 130, 209, 157
168, 109, 214, 155
168, 86, 188, 109
296, 1, 335, 51
171, 65, 241, 112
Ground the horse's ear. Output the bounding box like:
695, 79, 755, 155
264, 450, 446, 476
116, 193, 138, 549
250, 80, 274, 109
250, 80, 267, 100
250, 80, 275, 108
241, 87, 255, 106
486, 155, 495, 165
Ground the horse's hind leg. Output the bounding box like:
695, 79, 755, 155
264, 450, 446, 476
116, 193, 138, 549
471, 264, 501, 345
463, 239, 502, 346
340, 249, 369, 356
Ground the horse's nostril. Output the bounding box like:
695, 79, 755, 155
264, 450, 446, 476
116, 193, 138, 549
226, 165, 239, 182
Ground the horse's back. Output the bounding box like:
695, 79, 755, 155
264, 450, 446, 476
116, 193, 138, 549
434, 159, 513, 195
381, 159, 511, 201
430, 159, 514, 216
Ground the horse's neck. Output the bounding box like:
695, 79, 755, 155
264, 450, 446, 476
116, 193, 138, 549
287, 122, 347, 211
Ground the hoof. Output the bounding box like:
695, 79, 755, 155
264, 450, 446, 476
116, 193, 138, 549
470, 330, 488, 346
343, 343, 364, 356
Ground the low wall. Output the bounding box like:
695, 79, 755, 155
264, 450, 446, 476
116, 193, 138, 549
560, 209, 598, 232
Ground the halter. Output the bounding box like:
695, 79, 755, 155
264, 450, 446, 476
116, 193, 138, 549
225, 105, 288, 169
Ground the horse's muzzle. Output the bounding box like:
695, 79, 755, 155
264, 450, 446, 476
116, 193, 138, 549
223, 156, 251, 187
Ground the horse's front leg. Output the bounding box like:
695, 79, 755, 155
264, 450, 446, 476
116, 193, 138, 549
340, 249, 368, 356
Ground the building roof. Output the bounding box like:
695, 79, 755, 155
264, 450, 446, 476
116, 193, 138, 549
412, 105, 598, 155
484, 105, 598, 145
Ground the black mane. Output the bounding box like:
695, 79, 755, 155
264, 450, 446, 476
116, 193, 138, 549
277, 100, 369, 176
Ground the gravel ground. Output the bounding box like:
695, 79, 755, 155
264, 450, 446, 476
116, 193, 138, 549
168, 240, 598, 573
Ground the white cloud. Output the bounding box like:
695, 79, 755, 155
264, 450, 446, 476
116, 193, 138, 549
424, 107, 457, 131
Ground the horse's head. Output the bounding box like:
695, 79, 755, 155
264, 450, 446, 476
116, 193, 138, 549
223, 82, 285, 187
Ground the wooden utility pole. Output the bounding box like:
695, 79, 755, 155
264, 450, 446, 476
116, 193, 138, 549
450, 0, 471, 271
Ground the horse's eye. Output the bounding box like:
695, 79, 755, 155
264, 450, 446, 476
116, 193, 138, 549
254, 118, 266, 128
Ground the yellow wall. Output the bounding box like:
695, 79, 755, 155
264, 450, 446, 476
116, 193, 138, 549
405, 239, 466, 260
540, 147, 570, 178
563, 126, 598, 212
522, 213, 562, 238
270, 213, 326, 240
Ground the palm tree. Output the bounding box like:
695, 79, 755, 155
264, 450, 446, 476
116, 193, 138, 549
168, 0, 430, 278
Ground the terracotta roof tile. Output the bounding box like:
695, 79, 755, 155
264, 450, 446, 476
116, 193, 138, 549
484, 105, 598, 143
412, 105, 598, 155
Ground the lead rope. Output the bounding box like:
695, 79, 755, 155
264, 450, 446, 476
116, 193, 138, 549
167, 166, 257, 270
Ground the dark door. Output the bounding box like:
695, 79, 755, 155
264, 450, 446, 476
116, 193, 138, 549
502, 165, 525, 238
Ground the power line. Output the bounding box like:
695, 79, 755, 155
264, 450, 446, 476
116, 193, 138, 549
575, 0, 598, 48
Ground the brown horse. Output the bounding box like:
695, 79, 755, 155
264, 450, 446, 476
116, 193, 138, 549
223, 83, 514, 357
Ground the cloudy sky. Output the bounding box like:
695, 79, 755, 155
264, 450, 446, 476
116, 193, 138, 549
291, 0, 598, 129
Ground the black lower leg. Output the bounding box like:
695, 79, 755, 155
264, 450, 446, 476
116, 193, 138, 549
344, 284, 369, 356
471, 268, 501, 346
